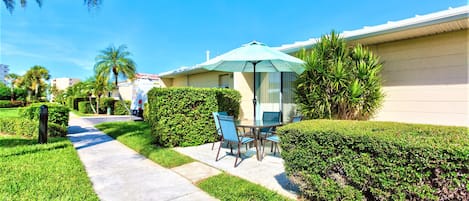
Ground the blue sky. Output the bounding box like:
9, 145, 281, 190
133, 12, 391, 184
1, 0, 467, 80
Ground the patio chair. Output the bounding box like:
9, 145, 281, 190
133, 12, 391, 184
211, 111, 228, 150
216, 115, 255, 167
265, 135, 280, 156
260, 111, 281, 138
292, 115, 303, 123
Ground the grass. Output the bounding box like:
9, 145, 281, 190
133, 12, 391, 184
0, 107, 20, 118
95, 121, 194, 168
197, 173, 294, 201
71, 109, 97, 117
0, 135, 99, 200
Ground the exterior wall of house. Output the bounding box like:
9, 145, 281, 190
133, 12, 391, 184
188, 72, 232, 88
233, 72, 254, 120
367, 30, 468, 126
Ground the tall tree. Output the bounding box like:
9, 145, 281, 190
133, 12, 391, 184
5, 73, 20, 101
20, 65, 50, 101
2, 0, 101, 13
94, 44, 136, 114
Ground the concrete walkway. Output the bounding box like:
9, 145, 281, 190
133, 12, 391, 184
67, 115, 217, 201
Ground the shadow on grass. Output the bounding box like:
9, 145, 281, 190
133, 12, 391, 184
0, 137, 70, 157
0, 137, 68, 147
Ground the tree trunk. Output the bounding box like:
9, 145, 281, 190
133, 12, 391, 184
88, 95, 97, 114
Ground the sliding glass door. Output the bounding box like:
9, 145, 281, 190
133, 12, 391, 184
255, 72, 297, 122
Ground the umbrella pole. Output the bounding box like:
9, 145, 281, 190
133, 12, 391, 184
252, 61, 259, 121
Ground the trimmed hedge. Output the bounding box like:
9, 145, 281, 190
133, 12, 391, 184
0, 100, 23, 108
113, 100, 131, 115
146, 87, 241, 147
78, 101, 94, 114
100, 97, 115, 114
66, 97, 88, 110
0, 117, 67, 137
19, 103, 70, 129
278, 120, 469, 200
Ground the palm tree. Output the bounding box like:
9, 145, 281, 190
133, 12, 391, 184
2, 0, 101, 13
94, 44, 136, 114
5, 73, 19, 101
21, 65, 50, 101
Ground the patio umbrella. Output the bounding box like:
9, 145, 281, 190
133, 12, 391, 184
198, 41, 305, 120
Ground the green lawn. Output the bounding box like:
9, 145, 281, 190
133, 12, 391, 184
0, 107, 20, 118
198, 173, 293, 201
0, 135, 99, 200
95, 121, 194, 168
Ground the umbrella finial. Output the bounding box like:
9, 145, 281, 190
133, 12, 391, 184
245, 41, 265, 46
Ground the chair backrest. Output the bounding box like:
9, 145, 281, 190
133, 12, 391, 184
262, 111, 281, 122
292, 116, 303, 123
261, 112, 281, 132
212, 112, 228, 134
217, 115, 239, 142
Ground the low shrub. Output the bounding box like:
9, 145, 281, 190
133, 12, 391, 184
78, 101, 94, 114
146, 88, 241, 147
66, 97, 88, 110
113, 100, 131, 115
278, 120, 469, 200
100, 97, 115, 114
0, 117, 67, 137
0, 100, 13, 108
19, 103, 70, 129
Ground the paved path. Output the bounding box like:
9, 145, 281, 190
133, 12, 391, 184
67, 115, 217, 201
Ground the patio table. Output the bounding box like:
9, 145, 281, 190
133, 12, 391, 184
236, 120, 282, 161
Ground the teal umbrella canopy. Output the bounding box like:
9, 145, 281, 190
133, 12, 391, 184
198, 41, 305, 120
198, 41, 305, 74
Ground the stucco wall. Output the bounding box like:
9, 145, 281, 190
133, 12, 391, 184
369, 30, 468, 126
233, 72, 254, 120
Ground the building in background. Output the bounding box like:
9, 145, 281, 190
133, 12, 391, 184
50, 77, 81, 101
0, 64, 9, 85
118, 73, 161, 111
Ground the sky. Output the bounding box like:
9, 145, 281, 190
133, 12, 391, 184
1, 0, 467, 80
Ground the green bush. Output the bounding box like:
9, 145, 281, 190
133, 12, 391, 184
78, 101, 94, 114
66, 97, 88, 110
278, 120, 469, 200
19, 103, 70, 129
146, 88, 240, 147
113, 100, 131, 115
0, 117, 67, 137
99, 97, 115, 114
0, 100, 13, 108
215, 88, 241, 119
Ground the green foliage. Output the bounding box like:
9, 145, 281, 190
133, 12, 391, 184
95, 121, 194, 168
19, 103, 70, 129
0, 135, 99, 200
296, 31, 384, 120
94, 44, 137, 87
99, 97, 115, 114
66, 97, 88, 110
78, 101, 94, 114
0, 100, 12, 108
113, 100, 131, 115
278, 120, 469, 200
0, 108, 20, 118
197, 173, 293, 201
0, 117, 67, 137
215, 88, 241, 119
0, 84, 11, 100
146, 87, 241, 147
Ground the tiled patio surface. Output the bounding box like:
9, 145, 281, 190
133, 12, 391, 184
174, 142, 299, 200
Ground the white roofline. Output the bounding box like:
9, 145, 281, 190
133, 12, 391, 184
161, 5, 469, 77
277, 5, 469, 53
